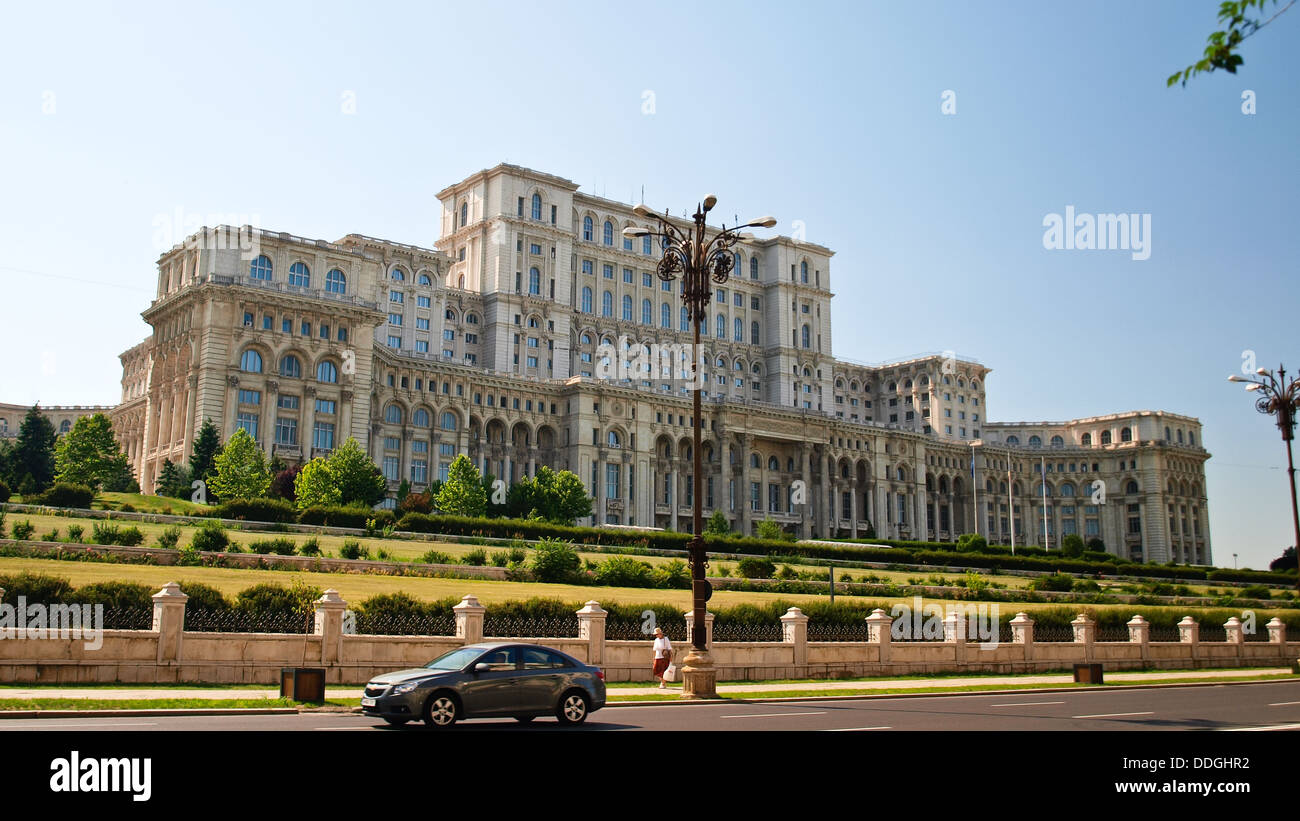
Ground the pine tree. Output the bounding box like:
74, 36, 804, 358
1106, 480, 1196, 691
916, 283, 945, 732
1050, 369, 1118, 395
189, 419, 222, 488
436, 454, 487, 518
12, 405, 56, 492
155, 459, 190, 499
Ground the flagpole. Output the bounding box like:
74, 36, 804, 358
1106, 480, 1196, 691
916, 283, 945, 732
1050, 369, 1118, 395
1008, 455, 1015, 555
1041, 454, 1049, 550
970, 440, 980, 538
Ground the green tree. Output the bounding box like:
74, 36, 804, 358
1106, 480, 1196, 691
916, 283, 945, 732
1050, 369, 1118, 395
1086, 537, 1106, 553
705, 509, 732, 536
327, 437, 387, 507
481, 473, 507, 518
155, 459, 190, 499
437, 454, 487, 518
1169, 0, 1294, 87
54, 413, 134, 491
548, 469, 592, 525
206, 428, 271, 501
294, 458, 341, 509
529, 537, 580, 582
11, 405, 56, 492
396, 478, 411, 506
756, 519, 785, 541
188, 418, 222, 492
1061, 533, 1085, 558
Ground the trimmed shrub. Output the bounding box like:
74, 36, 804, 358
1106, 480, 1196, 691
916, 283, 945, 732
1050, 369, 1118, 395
11, 520, 35, 541
0, 480, 10, 504
190, 521, 230, 553
248, 537, 297, 556
298, 537, 321, 556
66, 524, 83, 543
340, 539, 368, 560
90, 522, 120, 545
116, 526, 145, 547
419, 549, 452, 565
33, 483, 95, 509
297, 506, 396, 530
594, 556, 655, 587
529, 538, 581, 583
234, 582, 323, 619
462, 548, 488, 566
0, 571, 74, 604
176, 581, 231, 612
654, 559, 691, 589
155, 526, 183, 549
75, 581, 153, 610
1030, 573, 1075, 592
212, 498, 297, 523
736, 557, 776, 579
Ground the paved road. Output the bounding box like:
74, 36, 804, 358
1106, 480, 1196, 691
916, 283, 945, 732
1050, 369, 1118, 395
2, 680, 1298, 732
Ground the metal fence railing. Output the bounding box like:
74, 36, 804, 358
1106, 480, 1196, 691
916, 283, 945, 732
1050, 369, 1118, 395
101, 607, 153, 630
353, 614, 456, 637
605, 619, 687, 642
712, 622, 783, 642
482, 617, 578, 639
184, 610, 314, 634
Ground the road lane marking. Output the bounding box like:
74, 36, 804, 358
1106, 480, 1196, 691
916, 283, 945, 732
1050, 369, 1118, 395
1223, 723, 1300, 731
990, 701, 1066, 707
1071, 711, 1153, 719
720, 711, 827, 719
1267, 701, 1300, 706
824, 726, 891, 731
314, 727, 374, 731
0, 721, 159, 728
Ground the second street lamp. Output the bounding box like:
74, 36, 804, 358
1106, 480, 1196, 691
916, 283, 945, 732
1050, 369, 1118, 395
626, 198, 775, 698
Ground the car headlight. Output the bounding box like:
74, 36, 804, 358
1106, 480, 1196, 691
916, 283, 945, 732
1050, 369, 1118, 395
391, 680, 421, 695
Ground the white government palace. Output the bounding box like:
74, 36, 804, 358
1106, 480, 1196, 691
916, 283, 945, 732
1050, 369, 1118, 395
1, 163, 1212, 564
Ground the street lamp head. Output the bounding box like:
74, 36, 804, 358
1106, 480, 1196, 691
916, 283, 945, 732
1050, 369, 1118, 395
622, 226, 651, 238
632, 203, 658, 219
702, 195, 718, 212
747, 216, 778, 229
1247, 384, 1263, 392
1257, 368, 1271, 376
1227, 375, 1246, 382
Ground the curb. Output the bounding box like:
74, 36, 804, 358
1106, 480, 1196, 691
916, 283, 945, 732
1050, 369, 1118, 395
603, 675, 1298, 707
0, 707, 300, 719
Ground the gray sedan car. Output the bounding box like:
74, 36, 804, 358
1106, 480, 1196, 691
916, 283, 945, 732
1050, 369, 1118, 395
360, 642, 606, 728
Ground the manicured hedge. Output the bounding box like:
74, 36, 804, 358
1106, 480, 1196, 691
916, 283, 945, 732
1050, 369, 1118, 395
211, 499, 298, 523
297, 506, 396, 529
33, 483, 95, 509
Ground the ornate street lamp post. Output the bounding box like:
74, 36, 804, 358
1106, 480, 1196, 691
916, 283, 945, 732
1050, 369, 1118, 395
1227, 364, 1300, 593
625, 198, 775, 698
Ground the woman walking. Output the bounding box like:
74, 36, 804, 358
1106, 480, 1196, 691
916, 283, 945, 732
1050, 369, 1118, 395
651, 626, 673, 689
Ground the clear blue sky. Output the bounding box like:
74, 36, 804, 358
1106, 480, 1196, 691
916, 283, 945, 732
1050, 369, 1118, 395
1, 1, 1296, 569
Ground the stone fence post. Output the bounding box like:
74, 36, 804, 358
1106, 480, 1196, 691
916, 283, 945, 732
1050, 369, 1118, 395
943, 610, 967, 664
1010, 612, 1034, 662
1266, 617, 1286, 644
682, 609, 714, 649
1127, 614, 1150, 663
0, 586, 5, 603
576, 601, 607, 666
781, 607, 808, 667
1224, 616, 1244, 657
1179, 615, 1199, 663
152, 582, 188, 664
866, 608, 892, 664
1071, 613, 1095, 663
314, 589, 347, 665
454, 594, 485, 645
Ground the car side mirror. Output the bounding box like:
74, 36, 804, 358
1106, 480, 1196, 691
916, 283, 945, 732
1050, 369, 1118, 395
473, 663, 491, 674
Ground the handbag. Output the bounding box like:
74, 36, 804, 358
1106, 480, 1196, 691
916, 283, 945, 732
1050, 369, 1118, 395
662, 662, 678, 682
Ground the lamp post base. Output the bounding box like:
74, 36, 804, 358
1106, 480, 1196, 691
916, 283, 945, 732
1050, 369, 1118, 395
680, 647, 718, 699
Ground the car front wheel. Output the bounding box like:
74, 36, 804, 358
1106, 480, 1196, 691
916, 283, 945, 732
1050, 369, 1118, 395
556, 691, 589, 726
422, 693, 459, 728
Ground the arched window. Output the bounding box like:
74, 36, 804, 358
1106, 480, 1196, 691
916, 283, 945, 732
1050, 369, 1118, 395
279, 355, 301, 378
466, 313, 479, 324
680, 306, 688, 331
440, 412, 457, 431
385, 404, 403, 425
602, 290, 613, 317
582, 216, 593, 242
641, 299, 652, 325
1006, 435, 1020, 446
581, 333, 592, 345
1101, 430, 1113, 445
751, 453, 760, 468
249, 255, 273, 280
527, 316, 539, 328
528, 267, 540, 295
391, 268, 405, 281
530, 193, 542, 220
1082, 432, 1092, 446
1188, 431, 1196, 446
733, 252, 741, 274
1164, 426, 1172, 442
801, 324, 810, 348
768, 456, 779, 471
750, 257, 758, 279
60, 420, 71, 433
1125, 480, 1139, 494
581, 287, 593, 313
240, 349, 263, 373
800, 261, 808, 283
1177, 429, 1184, 444
660, 302, 671, 328
316, 361, 338, 383
896, 467, 906, 481
1050, 435, 1064, 448
1060, 483, 1075, 496
325, 269, 346, 293
459, 201, 468, 227
418, 273, 432, 286
1028, 435, 1042, 448
734, 317, 743, 341
288, 262, 310, 288
608, 430, 621, 447
1120, 427, 1132, 442
716, 313, 725, 338
622, 294, 632, 321
1039, 482, 1051, 497
413, 409, 430, 427
603, 220, 614, 246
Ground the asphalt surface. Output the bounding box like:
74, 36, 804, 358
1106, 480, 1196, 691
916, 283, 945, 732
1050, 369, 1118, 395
3, 680, 1299, 731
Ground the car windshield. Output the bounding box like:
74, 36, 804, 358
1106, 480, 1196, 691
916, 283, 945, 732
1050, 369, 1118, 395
424, 647, 484, 671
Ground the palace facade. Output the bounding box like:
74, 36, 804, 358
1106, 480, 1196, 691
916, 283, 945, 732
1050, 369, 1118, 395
79, 163, 1208, 563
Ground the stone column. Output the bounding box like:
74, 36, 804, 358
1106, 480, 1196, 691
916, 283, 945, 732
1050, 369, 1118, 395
313, 589, 347, 666
669, 457, 679, 532
1178, 615, 1199, 663
594, 451, 606, 526
576, 600, 607, 666
799, 443, 812, 539
1127, 614, 1150, 664
181, 375, 198, 465
152, 582, 188, 664
866, 608, 892, 664
1266, 617, 1286, 644
943, 609, 967, 664
263, 380, 279, 457
737, 434, 752, 537
682, 608, 714, 649
1010, 612, 1034, 663
849, 478, 859, 539
780, 606, 809, 668
1071, 613, 1095, 663
453, 594, 486, 645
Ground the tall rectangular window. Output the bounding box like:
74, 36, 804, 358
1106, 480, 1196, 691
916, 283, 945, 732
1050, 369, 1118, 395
313, 421, 335, 451
236, 412, 258, 440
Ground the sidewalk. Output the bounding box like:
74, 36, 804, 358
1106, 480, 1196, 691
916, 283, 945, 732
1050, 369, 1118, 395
0, 667, 1290, 701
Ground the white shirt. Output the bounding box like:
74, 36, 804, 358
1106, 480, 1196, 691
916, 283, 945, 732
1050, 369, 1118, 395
653, 636, 672, 658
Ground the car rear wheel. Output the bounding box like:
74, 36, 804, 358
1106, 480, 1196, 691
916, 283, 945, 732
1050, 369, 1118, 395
556, 690, 589, 726
422, 693, 459, 728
